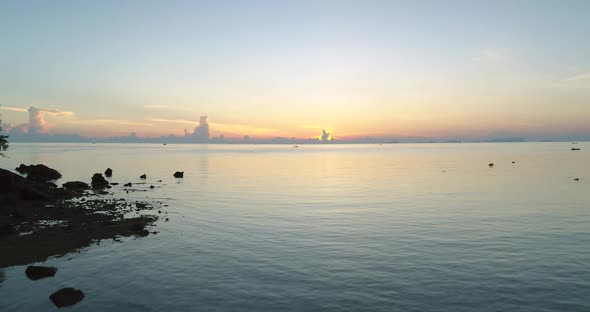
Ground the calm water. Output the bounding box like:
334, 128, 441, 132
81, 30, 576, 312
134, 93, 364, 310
1, 143, 589, 311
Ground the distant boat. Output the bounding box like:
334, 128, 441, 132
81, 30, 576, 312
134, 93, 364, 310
571, 147, 581, 151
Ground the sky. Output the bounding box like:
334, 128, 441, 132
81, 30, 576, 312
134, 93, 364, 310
1, 0, 589, 141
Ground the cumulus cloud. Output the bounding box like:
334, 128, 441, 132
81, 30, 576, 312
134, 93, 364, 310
27, 106, 74, 134
191, 116, 210, 141
321, 129, 331, 141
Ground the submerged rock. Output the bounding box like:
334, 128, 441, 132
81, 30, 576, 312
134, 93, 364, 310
140, 174, 147, 179
104, 168, 113, 177
15, 164, 62, 182
173, 171, 184, 178
63, 181, 89, 191
91, 173, 109, 189
25, 266, 57, 280
49, 288, 85, 307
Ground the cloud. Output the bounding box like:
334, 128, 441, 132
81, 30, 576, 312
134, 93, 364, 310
321, 129, 331, 141
76, 119, 155, 127
565, 72, 590, 82
188, 116, 209, 141
0, 106, 28, 113
27, 106, 75, 134
146, 118, 197, 125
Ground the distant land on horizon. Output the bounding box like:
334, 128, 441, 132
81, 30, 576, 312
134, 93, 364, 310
4, 131, 588, 145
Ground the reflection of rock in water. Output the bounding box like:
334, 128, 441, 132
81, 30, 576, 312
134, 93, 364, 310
0, 270, 5, 287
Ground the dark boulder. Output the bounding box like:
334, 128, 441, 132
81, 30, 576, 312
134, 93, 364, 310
104, 168, 113, 177
149, 185, 155, 189
0, 168, 27, 193
110, 182, 119, 186
173, 171, 184, 178
140, 174, 147, 179
25, 266, 57, 280
488, 163, 494, 167
91, 173, 109, 189
63, 181, 89, 191
15, 164, 62, 182
49, 288, 85, 307
123, 182, 132, 187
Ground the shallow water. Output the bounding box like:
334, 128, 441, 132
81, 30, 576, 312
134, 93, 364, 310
1, 142, 589, 311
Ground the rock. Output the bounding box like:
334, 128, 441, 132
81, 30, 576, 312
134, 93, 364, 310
63, 181, 89, 191
149, 185, 155, 189
104, 168, 113, 177
49, 288, 85, 307
0, 224, 16, 237
571, 147, 581, 151
574, 178, 580, 181
123, 182, 132, 187
110, 182, 119, 186
14, 164, 62, 182
173, 171, 184, 178
91, 173, 109, 189
488, 163, 494, 167
25, 266, 57, 280
0, 168, 27, 193
512, 161, 516, 164
140, 174, 147, 179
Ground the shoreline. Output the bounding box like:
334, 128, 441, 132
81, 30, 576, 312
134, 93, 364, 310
0, 166, 162, 268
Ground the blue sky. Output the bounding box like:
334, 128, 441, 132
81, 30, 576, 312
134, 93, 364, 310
1, 1, 589, 140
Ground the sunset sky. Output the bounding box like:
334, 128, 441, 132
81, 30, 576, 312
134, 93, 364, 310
1, 1, 589, 140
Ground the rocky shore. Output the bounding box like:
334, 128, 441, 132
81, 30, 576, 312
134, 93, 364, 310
0, 165, 163, 268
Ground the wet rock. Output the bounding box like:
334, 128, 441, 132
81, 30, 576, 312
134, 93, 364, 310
49, 288, 85, 308
131, 222, 149, 237
15, 164, 62, 182
110, 182, 119, 186
63, 181, 89, 191
488, 163, 494, 167
25, 266, 57, 280
574, 178, 580, 181
512, 161, 516, 164
173, 171, 184, 178
104, 168, 113, 177
149, 185, 155, 189
0, 168, 27, 192
91, 173, 109, 189
123, 182, 132, 187
140, 174, 147, 179
571, 147, 581, 151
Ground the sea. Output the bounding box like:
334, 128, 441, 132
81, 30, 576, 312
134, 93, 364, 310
0, 142, 588, 311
